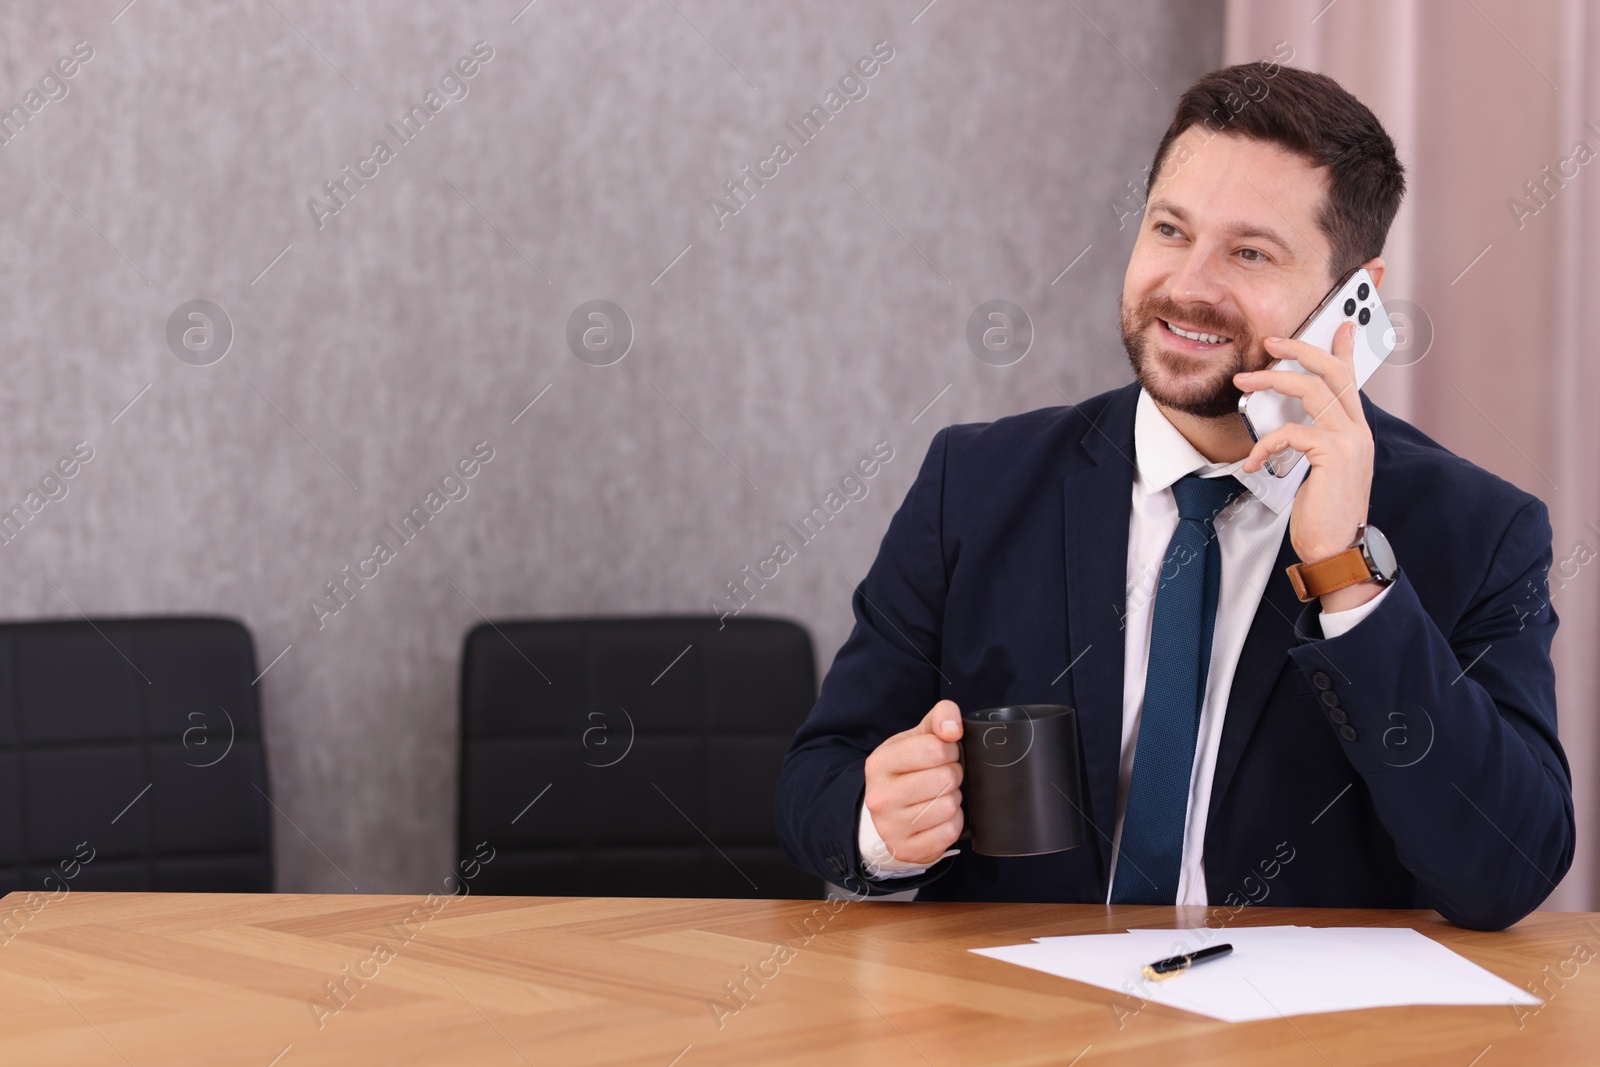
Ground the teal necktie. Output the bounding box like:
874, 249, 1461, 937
1110, 473, 1245, 904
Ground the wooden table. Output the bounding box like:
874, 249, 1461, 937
0, 892, 1593, 1065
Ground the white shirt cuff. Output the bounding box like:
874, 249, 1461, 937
857, 799, 958, 879
1318, 582, 1393, 639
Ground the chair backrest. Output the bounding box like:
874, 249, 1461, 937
459, 615, 819, 899
0, 617, 272, 895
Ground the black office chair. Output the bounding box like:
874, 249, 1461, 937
458, 615, 820, 899
0, 617, 273, 893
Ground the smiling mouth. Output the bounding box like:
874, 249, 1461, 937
1159, 318, 1232, 347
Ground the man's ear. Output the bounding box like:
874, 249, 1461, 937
1360, 256, 1386, 290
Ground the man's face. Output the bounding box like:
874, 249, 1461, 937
1121, 128, 1339, 418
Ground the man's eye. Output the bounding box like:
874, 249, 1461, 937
1238, 248, 1267, 262
1155, 222, 1179, 238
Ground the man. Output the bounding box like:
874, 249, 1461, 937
774, 63, 1573, 931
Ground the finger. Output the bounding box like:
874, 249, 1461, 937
1240, 420, 1328, 474
872, 731, 961, 776
1234, 366, 1349, 429
918, 699, 963, 741
892, 762, 963, 810
867, 767, 957, 837
1260, 324, 1361, 421
1327, 319, 1364, 421
1290, 320, 1362, 421
894, 813, 964, 862
1258, 323, 1353, 373
906, 786, 962, 828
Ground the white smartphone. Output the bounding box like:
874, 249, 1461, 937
1238, 267, 1395, 477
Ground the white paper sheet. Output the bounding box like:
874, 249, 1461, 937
969, 926, 1540, 1023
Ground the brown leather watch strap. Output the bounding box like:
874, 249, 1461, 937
1285, 546, 1374, 602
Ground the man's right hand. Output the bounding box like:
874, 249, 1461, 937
862, 699, 965, 866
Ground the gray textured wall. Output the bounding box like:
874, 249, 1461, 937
0, 0, 1222, 892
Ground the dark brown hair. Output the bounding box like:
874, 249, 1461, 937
1146, 63, 1406, 281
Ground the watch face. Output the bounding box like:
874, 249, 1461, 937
1363, 524, 1398, 581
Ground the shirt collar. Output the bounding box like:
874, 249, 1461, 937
1133, 387, 1306, 515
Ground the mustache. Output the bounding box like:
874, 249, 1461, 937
1137, 296, 1249, 341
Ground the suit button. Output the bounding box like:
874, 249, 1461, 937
1339, 724, 1358, 741
1312, 671, 1332, 690
1330, 708, 1349, 725
1320, 690, 1341, 708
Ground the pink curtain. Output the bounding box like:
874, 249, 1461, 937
1225, 0, 1600, 910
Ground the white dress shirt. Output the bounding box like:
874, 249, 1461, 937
858, 389, 1390, 898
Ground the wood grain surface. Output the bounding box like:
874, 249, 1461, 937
0, 892, 1592, 1066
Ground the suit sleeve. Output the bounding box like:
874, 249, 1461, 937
1287, 498, 1574, 930
775, 427, 960, 896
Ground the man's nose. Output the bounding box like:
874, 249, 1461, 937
1165, 246, 1230, 306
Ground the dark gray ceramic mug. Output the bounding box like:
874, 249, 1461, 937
959, 704, 1086, 857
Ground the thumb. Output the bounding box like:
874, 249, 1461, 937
921, 699, 963, 741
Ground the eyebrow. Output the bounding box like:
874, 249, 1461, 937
1145, 198, 1295, 254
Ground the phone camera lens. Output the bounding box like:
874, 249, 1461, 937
1343, 298, 1357, 316
1358, 282, 1370, 300
1358, 307, 1371, 326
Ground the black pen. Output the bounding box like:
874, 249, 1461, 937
1141, 943, 1233, 980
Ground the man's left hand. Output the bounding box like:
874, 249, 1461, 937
1235, 320, 1379, 612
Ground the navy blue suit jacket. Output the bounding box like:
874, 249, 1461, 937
775, 382, 1573, 930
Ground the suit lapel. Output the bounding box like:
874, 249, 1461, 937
1059, 385, 1139, 881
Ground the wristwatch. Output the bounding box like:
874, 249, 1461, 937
1285, 523, 1399, 602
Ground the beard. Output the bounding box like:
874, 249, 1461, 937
1119, 294, 1265, 419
